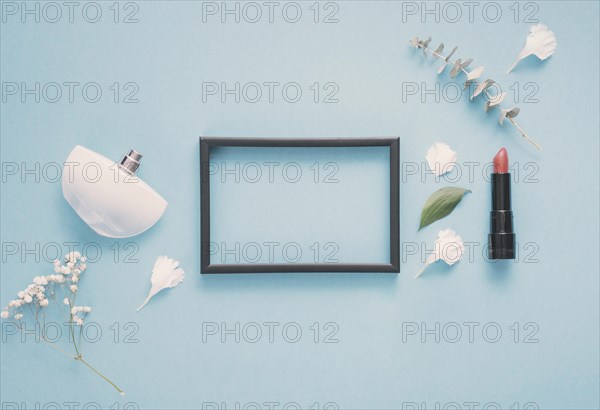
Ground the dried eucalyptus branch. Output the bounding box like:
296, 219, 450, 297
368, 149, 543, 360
410, 36, 542, 151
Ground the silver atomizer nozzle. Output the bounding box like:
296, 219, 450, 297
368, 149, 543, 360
120, 149, 142, 175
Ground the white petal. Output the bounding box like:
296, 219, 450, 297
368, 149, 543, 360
436, 229, 464, 265
507, 24, 557, 73
425, 143, 458, 177
138, 256, 185, 312
415, 229, 464, 278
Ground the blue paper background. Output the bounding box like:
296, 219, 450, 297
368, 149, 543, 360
209, 146, 391, 265
1, 1, 599, 409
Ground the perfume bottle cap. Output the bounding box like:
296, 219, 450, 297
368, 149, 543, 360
120, 149, 142, 174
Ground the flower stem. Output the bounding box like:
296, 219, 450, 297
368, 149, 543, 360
507, 117, 542, 150
76, 355, 125, 396
18, 321, 75, 360
66, 292, 123, 395
66, 299, 81, 358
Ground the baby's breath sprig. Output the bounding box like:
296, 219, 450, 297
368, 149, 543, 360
410, 36, 542, 151
1, 252, 124, 396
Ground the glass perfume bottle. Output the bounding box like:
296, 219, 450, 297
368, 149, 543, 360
62, 145, 168, 238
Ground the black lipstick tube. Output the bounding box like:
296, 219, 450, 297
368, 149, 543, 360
488, 173, 516, 259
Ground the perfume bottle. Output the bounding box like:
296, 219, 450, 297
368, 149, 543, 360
62, 145, 168, 238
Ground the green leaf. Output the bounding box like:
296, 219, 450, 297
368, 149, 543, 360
419, 187, 471, 230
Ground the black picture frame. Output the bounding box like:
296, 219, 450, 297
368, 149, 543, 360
200, 137, 400, 274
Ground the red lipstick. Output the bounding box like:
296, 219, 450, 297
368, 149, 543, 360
488, 147, 516, 259
493, 147, 509, 174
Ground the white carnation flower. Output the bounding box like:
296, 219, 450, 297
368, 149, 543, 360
426, 142, 458, 177
415, 229, 465, 278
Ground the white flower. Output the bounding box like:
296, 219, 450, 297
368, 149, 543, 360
54, 266, 61, 273
415, 229, 465, 278
80, 256, 87, 262
72, 268, 81, 275
1, 311, 9, 319
507, 24, 557, 73
63, 298, 70, 305
40, 299, 49, 307
33, 276, 48, 286
14, 314, 23, 320
23, 294, 33, 304
71, 275, 79, 283
72, 306, 91, 315
53, 259, 60, 266
17, 291, 25, 299
65, 251, 81, 263
137, 256, 185, 311
60, 266, 70, 275
73, 316, 83, 326
426, 143, 457, 177
70, 285, 78, 293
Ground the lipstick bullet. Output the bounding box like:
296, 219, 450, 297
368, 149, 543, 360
488, 148, 516, 259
